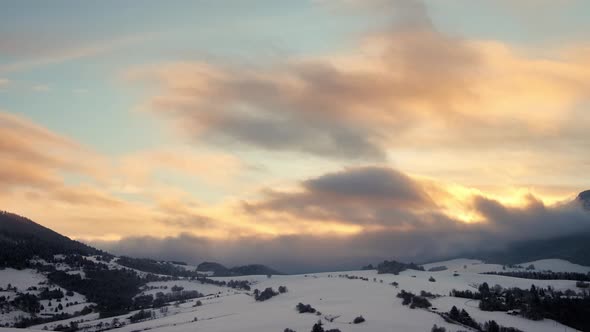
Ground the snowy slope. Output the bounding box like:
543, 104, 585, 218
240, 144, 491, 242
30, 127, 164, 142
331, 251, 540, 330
520, 259, 590, 273
3, 257, 588, 332
27, 259, 587, 332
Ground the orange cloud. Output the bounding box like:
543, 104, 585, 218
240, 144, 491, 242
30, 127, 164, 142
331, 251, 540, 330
118, 147, 242, 186
128, 26, 590, 165
0, 111, 237, 239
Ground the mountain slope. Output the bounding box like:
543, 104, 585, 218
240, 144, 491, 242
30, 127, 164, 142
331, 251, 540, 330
0, 211, 103, 268
579, 189, 590, 210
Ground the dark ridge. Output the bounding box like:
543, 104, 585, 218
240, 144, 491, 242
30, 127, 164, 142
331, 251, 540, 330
197, 261, 230, 275
578, 190, 590, 210
0, 211, 106, 268
376, 260, 425, 275
197, 261, 282, 276
229, 264, 283, 276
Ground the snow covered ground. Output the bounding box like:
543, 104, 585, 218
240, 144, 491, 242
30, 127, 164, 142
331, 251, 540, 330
1, 258, 586, 332
0, 267, 91, 327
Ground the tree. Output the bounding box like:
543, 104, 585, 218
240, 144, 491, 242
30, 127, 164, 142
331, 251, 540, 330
311, 320, 324, 332
484, 320, 500, 332
431, 325, 446, 332
479, 282, 490, 294
296, 303, 316, 314
449, 306, 460, 320
254, 287, 278, 301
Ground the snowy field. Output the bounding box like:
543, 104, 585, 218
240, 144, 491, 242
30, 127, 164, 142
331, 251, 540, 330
0, 268, 90, 327
1, 258, 586, 332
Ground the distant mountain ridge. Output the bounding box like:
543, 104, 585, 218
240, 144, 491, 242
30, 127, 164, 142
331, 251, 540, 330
0, 210, 282, 276
579, 190, 590, 210
197, 261, 283, 276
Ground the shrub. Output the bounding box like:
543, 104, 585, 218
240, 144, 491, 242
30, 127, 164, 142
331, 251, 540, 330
353, 315, 365, 324
129, 309, 152, 323
311, 320, 324, 332
254, 287, 278, 301
296, 302, 317, 314
428, 266, 448, 272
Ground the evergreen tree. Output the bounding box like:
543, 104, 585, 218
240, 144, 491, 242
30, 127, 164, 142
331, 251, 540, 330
311, 320, 324, 332
484, 320, 500, 332
449, 306, 460, 320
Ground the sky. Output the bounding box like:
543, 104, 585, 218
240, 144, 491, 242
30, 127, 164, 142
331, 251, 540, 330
1, 0, 590, 272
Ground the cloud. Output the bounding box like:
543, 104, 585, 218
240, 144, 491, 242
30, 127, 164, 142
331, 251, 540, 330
95, 165, 590, 273
243, 167, 434, 226
304, 166, 428, 203
126, 0, 478, 160
0, 33, 153, 73
95, 199, 590, 274
0, 111, 250, 242
118, 148, 242, 186
0, 111, 104, 189
127, 0, 590, 170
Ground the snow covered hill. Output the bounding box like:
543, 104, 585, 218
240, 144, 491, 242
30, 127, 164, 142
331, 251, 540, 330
2, 257, 587, 332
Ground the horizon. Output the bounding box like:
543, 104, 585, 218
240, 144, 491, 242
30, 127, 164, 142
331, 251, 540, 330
2, 0, 590, 273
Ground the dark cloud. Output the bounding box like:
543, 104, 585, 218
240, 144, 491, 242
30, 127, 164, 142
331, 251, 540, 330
473, 194, 590, 241
97, 166, 590, 273
95, 197, 590, 274
244, 166, 433, 225
200, 108, 385, 160
304, 166, 428, 202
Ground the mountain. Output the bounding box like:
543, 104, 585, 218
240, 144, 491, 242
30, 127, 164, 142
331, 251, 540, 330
197, 261, 282, 276
229, 264, 282, 276
579, 189, 590, 210
0, 210, 282, 277
0, 211, 104, 268
197, 261, 230, 275
375, 260, 425, 275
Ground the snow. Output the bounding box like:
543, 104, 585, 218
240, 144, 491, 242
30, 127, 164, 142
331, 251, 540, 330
139, 279, 228, 298
0, 268, 93, 327
3, 257, 589, 331
520, 259, 590, 273
0, 268, 46, 291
